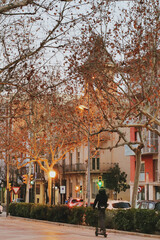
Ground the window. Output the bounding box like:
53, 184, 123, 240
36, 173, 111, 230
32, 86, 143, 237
62, 155, 66, 168
141, 202, 148, 209
92, 158, 95, 170
153, 159, 158, 182
112, 202, 131, 209
92, 157, 100, 170
76, 150, 80, 170
148, 203, 155, 210
69, 152, 72, 166
36, 184, 40, 195
92, 180, 98, 198
139, 162, 145, 181
155, 187, 160, 200
155, 203, 160, 211
97, 158, 100, 170
77, 151, 80, 164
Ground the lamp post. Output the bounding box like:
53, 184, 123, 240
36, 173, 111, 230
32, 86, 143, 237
49, 170, 56, 205
79, 104, 90, 207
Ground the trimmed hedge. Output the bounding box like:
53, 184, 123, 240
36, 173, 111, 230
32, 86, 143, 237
113, 209, 136, 232
85, 207, 98, 227
9, 203, 33, 218
135, 209, 158, 234
9, 203, 160, 235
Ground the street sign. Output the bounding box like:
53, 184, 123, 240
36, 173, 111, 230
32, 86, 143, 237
60, 186, 65, 194
12, 187, 20, 194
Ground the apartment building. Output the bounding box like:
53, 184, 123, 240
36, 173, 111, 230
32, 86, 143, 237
60, 133, 130, 204
129, 127, 160, 201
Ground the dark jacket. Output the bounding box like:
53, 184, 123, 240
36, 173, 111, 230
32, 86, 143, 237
93, 188, 108, 210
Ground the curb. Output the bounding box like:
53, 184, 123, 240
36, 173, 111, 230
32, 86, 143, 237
7, 215, 160, 239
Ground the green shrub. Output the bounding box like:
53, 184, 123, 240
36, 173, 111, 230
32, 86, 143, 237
30, 204, 48, 220
135, 209, 157, 233
105, 210, 115, 229
9, 203, 18, 216
47, 205, 71, 223
156, 219, 160, 231
9, 203, 33, 218
68, 206, 86, 225
113, 209, 136, 231
155, 212, 160, 232
9, 202, 160, 235
85, 207, 98, 227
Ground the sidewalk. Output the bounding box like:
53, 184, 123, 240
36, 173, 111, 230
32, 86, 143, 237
8, 215, 160, 239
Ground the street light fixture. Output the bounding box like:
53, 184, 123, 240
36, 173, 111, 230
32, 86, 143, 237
49, 171, 56, 178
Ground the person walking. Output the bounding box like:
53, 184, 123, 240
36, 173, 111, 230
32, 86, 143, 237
93, 188, 108, 237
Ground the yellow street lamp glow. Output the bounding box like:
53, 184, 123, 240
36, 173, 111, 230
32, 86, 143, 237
78, 105, 88, 110
49, 171, 56, 178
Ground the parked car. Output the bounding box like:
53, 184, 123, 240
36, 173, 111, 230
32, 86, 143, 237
12, 198, 25, 203
67, 198, 84, 208
137, 200, 160, 210
107, 200, 131, 210
85, 202, 94, 207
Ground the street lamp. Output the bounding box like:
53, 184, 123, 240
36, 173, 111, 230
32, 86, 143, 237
49, 170, 56, 205
78, 104, 91, 207
49, 171, 56, 178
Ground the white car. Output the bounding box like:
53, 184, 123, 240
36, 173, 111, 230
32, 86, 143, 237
0, 205, 3, 214
12, 198, 24, 203
107, 200, 131, 210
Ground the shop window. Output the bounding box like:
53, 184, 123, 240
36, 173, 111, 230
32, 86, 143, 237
155, 186, 160, 200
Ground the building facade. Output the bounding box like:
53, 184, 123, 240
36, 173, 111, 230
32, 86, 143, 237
129, 127, 160, 201
60, 134, 130, 204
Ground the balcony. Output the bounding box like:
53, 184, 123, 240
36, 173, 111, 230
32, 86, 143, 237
64, 163, 87, 173
142, 137, 158, 154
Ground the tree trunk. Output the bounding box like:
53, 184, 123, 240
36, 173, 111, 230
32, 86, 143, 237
25, 163, 31, 203
131, 148, 141, 208
48, 174, 52, 205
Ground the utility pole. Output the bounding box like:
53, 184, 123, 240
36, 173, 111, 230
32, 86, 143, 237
6, 99, 12, 217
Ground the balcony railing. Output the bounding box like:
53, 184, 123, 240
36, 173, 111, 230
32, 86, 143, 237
142, 128, 158, 154
64, 163, 87, 173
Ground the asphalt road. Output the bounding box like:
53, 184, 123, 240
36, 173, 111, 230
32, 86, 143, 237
0, 212, 159, 240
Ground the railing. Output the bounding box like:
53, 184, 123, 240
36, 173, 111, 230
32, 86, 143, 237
142, 138, 158, 154
64, 163, 112, 173
142, 129, 158, 154
64, 163, 87, 172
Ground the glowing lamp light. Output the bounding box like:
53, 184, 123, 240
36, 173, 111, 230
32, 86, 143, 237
78, 105, 88, 110
49, 171, 56, 178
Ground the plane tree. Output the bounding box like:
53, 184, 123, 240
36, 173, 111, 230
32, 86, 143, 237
0, 90, 85, 204
66, 0, 160, 207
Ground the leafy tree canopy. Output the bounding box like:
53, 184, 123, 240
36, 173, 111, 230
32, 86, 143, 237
103, 163, 130, 194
